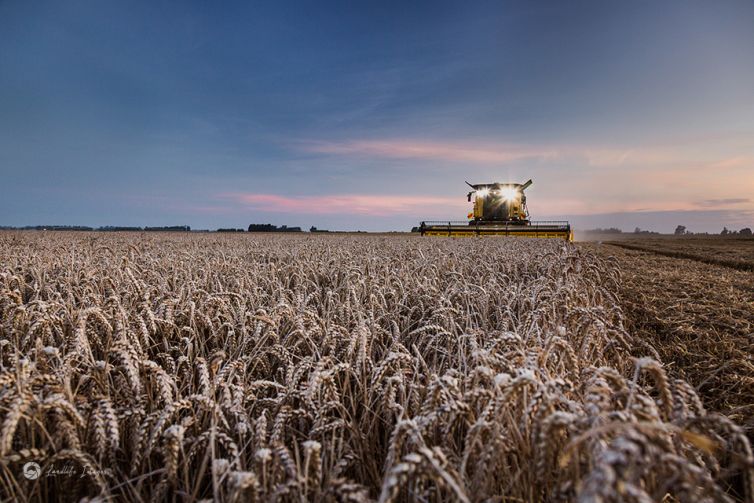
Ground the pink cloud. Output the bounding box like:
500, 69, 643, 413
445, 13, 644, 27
196, 186, 754, 222
706, 156, 754, 170
696, 198, 751, 208
222, 192, 711, 220
223, 192, 467, 216
295, 138, 698, 167
223, 192, 689, 219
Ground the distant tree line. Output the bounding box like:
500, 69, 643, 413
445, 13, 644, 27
99, 226, 143, 232
579, 227, 660, 235
0, 224, 358, 233
719, 226, 752, 236
248, 224, 302, 232
633, 228, 660, 235
675, 225, 752, 236
144, 226, 191, 232
0, 225, 97, 231
0, 225, 191, 232
578, 225, 752, 237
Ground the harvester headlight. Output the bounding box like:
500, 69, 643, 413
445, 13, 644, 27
501, 187, 518, 200
476, 188, 490, 197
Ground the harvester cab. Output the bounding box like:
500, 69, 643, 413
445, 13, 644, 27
419, 179, 573, 241
466, 179, 532, 225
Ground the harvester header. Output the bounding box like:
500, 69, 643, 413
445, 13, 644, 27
419, 179, 572, 241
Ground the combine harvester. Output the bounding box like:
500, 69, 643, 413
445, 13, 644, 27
419, 179, 573, 241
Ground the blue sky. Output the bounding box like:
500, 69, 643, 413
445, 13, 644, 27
1, 0, 753, 232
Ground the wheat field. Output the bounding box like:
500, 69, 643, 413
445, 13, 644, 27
0, 232, 751, 502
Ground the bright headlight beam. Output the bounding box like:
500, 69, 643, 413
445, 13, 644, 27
500, 187, 518, 200
477, 188, 490, 197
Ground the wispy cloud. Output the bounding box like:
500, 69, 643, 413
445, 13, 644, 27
705, 156, 754, 170
221, 192, 466, 217
294, 138, 688, 167
296, 139, 561, 164
697, 198, 750, 207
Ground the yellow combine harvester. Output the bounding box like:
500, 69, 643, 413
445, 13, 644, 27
419, 179, 573, 241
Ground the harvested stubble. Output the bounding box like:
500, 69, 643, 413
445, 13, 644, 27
589, 243, 754, 432
0, 232, 751, 502
605, 240, 754, 272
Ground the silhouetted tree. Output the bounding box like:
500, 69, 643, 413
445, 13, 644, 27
674, 225, 686, 235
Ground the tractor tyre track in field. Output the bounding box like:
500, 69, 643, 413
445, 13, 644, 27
605, 241, 754, 272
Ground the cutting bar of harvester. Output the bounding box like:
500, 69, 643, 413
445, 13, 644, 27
419, 220, 573, 241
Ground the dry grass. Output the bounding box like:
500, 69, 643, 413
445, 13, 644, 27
0, 232, 751, 502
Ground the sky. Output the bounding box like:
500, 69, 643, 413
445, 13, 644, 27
1, 0, 753, 232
